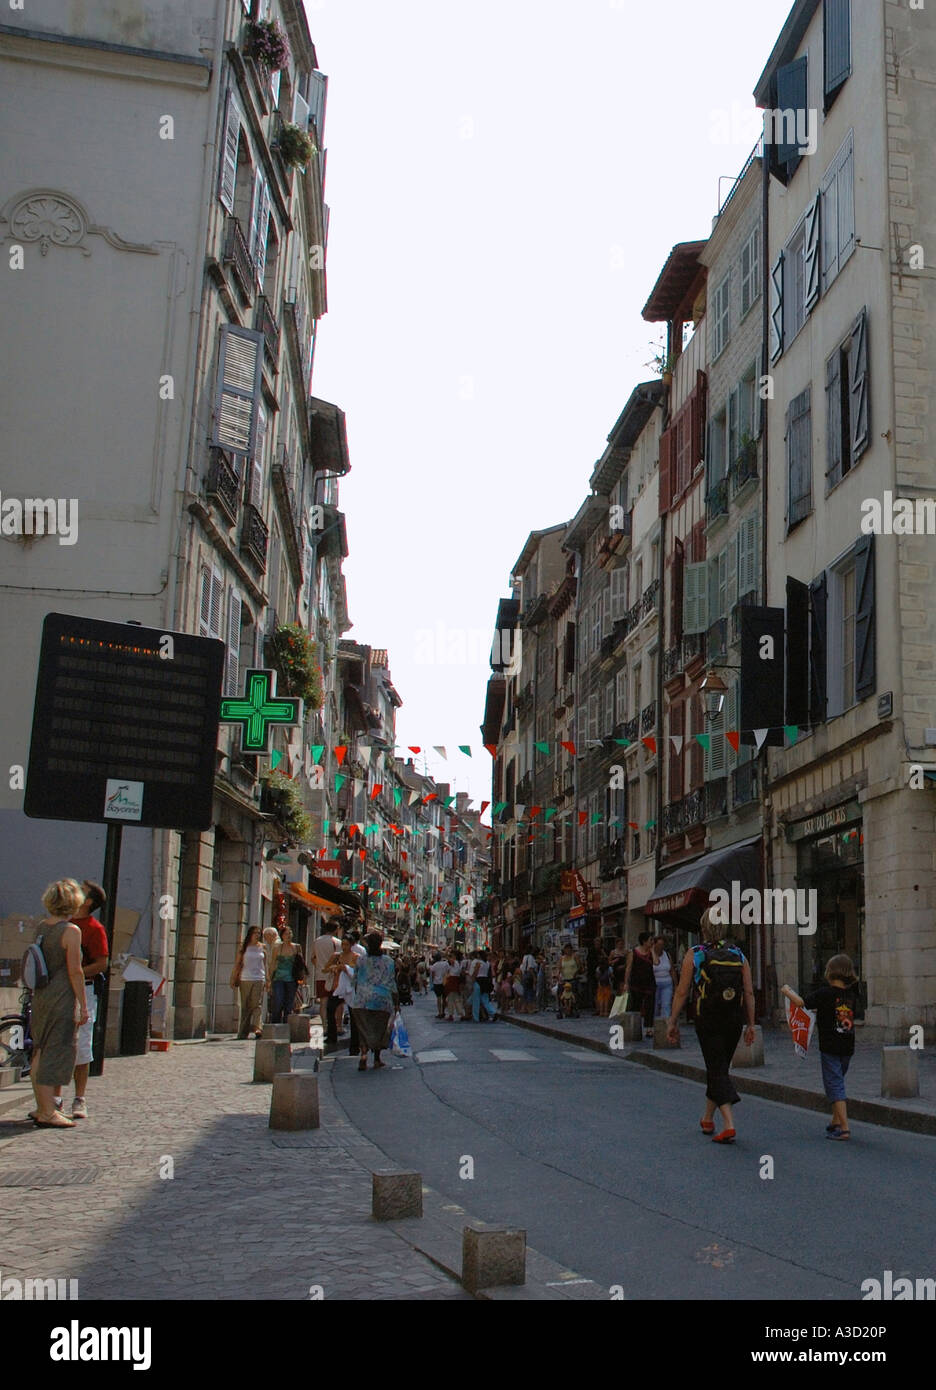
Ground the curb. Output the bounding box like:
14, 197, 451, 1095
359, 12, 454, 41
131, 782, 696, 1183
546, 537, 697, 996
500, 1013, 936, 1137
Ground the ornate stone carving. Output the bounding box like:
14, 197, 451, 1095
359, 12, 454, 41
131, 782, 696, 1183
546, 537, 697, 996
1, 188, 158, 257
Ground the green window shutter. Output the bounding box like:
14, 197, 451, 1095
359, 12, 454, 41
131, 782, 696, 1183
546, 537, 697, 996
683, 561, 708, 635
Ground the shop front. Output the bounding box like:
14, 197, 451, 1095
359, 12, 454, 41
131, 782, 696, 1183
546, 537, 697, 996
786, 800, 865, 1010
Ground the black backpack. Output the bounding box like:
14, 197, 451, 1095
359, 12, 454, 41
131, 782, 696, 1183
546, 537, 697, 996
694, 942, 745, 1019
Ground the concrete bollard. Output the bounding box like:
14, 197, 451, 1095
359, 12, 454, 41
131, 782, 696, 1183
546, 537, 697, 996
881, 1046, 919, 1098
372, 1171, 423, 1221
267, 1023, 291, 1042
615, 1012, 644, 1043
653, 1017, 680, 1049
289, 1013, 312, 1043
732, 1025, 765, 1068
0, 1068, 19, 1089
269, 1072, 319, 1130
253, 1039, 292, 1083
462, 1225, 526, 1292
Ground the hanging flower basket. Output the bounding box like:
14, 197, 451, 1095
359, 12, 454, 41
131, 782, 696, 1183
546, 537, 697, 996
275, 121, 316, 169
267, 622, 323, 708
244, 18, 291, 72
261, 769, 312, 844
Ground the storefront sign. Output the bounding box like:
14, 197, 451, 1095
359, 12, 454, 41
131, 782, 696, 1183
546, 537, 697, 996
785, 799, 862, 843
626, 863, 656, 910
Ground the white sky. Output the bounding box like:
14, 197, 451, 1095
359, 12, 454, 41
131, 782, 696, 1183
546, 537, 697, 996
305, 0, 793, 804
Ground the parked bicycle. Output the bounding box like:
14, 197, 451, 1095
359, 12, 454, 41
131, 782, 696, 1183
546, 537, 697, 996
0, 988, 33, 1077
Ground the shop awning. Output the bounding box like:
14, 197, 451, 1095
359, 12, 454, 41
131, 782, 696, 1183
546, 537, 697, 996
645, 836, 762, 928
289, 874, 363, 915
288, 883, 343, 914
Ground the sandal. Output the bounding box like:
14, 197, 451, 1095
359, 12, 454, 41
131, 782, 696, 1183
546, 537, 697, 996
700, 1119, 715, 1134
826, 1128, 850, 1140
712, 1128, 736, 1144
32, 1114, 76, 1128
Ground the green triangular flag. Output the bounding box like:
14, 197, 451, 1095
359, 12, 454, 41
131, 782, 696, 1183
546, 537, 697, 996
544, 808, 557, 821
493, 801, 507, 815
393, 788, 402, 806
614, 738, 631, 747
784, 725, 799, 745
270, 749, 282, 771
644, 820, 656, 829
310, 744, 325, 763
444, 795, 456, 806
534, 741, 550, 754
458, 745, 472, 756
335, 774, 346, 792
591, 812, 602, 824
695, 734, 710, 752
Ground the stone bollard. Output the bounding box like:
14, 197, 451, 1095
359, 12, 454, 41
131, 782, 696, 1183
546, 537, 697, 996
0, 1068, 19, 1089
289, 1013, 312, 1044
653, 1017, 680, 1049
372, 1171, 423, 1221
881, 1046, 919, 1098
253, 1039, 291, 1083
268, 1023, 291, 1042
462, 1225, 526, 1293
269, 1072, 319, 1130
732, 1025, 765, 1068
615, 1012, 643, 1043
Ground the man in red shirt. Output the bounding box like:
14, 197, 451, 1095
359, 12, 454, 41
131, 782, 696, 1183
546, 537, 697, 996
54, 879, 109, 1120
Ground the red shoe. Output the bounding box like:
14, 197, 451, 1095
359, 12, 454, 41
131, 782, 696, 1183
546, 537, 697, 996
712, 1129, 736, 1144
700, 1119, 715, 1134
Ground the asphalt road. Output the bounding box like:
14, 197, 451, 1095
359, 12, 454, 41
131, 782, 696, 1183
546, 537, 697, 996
330, 992, 936, 1300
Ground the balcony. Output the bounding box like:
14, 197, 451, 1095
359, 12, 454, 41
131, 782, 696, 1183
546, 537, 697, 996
513, 869, 530, 900
732, 759, 759, 807
240, 501, 269, 570
641, 700, 657, 736
706, 476, 729, 524
622, 715, 639, 744
623, 599, 641, 636
271, 446, 302, 575
731, 591, 758, 645
502, 709, 515, 737
223, 216, 254, 301
255, 294, 281, 369
631, 830, 641, 860
283, 286, 312, 384
641, 578, 660, 620
516, 680, 534, 712
707, 617, 728, 664
684, 786, 705, 829
730, 438, 758, 495
706, 776, 728, 820
516, 774, 532, 804
206, 446, 240, 527
662, 798, 684, 838
599, 836, 628, 881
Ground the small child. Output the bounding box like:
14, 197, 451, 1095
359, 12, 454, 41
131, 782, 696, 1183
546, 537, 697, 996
497, 972, 514, 1013
781, 954, 861, 1141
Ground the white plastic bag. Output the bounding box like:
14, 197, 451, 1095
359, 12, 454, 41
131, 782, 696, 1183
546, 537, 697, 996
390, 1010, 412, 1057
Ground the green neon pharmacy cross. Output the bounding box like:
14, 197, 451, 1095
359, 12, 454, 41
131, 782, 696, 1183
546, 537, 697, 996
219, 669, 302, 753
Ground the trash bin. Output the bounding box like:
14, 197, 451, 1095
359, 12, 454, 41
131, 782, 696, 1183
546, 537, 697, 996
120, 981, 152, 1056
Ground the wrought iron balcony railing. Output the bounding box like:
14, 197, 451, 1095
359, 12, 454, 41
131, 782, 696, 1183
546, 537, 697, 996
706, 475, 729, 522
641, 700, 657, 735
223, 216, 254, 300
255, 294, 281, 368
641, 578, 660, 619
730, 438, 758, 494
240, 501, 269, 570
706, 776, 728, 820
206, 446, 240, 527
732, 759, 758, 807
622, 714, 639, 744
684, 786, 705, 828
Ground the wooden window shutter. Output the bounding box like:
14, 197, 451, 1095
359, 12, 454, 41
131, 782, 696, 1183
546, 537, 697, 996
706, 690, 726, 780
219, 92, 241, 214
837, 135, 855, 264
668, 699, 684, 799
659, 425, 675, 515
248, 405, 267, 508
198, 565, 212, 638
804, 192, 821, 314
213, 324, 264, 456
854, 532, 875, 702
726, 530, 739, 613
776, 57, 807, 175
671, 537, 684, 644
226, 588, 242, 696
253, 174, 271, 288
809, 571, 827, 724
849, 307, 869, 462
770, 252, 784, 361
683, 561, 708, 635
825, 346, 843, 489
564, 621, 575, 675
824, 0, 851, 104
689, 698, 704, 788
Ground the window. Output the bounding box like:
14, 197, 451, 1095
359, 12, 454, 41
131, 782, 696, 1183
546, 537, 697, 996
740, 227, 760, 318
633, 560, 642, 610
225, 587, 242, 696
683, 560, 709, 635
591, 599, 602, 654
632, 662, 641, 717
198, 562, 223, 640
826, 307, 869, 490
783, 218, 807, 345
212, 325, 264, 457
786, 386, 812, 529
248, 170, 271, 287
218, 92, 243, 213
587, 694, 599, 743
824, 0, 851, 111
821, 131, 855, 294
827, 534, 875, 716
616, 668, 628, 723
605, 681, 615, 734
711, 273, 730, 360
610, 566, 628, 622
576, 702, 586, 751
708, 407, 727, 487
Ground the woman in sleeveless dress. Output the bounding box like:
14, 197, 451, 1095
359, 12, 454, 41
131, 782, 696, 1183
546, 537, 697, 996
29, 878, 89, 1128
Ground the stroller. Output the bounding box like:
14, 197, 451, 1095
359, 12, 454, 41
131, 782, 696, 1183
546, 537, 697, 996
397, 968, 414, 1007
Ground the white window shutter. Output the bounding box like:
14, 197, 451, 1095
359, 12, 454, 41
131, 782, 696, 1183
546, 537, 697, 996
727, 531, 739, 613
837, 133, 855, 264
602, 582, 612, 637
611, 566, 627, 620
226, 588, 242, 695
253, 174, 271, 287
770, 251, 784, 361
293, 88, 310, 130
683, 561, 709, 635
804, 191, 821, 313
204, 565, 223, 641
213, 325, 264, 456
219, 93, 241, 214
198, 565, 212, 638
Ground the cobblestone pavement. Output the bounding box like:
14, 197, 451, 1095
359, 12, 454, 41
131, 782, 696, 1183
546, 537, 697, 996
500, 1007, 936, 1123
0, 1028, 470, 1301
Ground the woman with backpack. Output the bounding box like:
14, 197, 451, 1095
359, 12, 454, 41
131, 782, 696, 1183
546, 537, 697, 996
28, 879, 89, 1128
666, 908, 755, 1144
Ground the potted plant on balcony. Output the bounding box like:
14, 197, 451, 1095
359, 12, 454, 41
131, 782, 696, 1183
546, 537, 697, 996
275, 121, 316, 169
261, 768, 312, 844
243, 17, 291, 72
267, 622, 324, 709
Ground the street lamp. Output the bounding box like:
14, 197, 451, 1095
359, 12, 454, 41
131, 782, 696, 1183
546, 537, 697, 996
699, 667, 740, 722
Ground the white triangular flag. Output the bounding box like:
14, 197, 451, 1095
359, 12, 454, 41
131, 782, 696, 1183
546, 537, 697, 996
334, 822, 343, 835
670, 735, 683, 755
753, 728, 768, 752
408, 790, 420, 805
514, 805, 526, 819
359, 746, 373, 765
353, 779, 363, 796
433, 745, 447, 759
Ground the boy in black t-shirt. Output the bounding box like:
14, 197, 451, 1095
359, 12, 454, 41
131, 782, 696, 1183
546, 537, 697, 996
782, 954, 860, 1141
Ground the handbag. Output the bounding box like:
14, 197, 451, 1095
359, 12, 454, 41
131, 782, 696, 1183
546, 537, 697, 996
292, 951, 307, 983
609, 992, 630, 1018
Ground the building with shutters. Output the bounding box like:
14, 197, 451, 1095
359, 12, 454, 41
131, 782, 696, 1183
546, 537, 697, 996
755, 0, 936, 1035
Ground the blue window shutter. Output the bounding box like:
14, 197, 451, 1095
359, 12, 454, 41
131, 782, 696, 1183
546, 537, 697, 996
854, 533, 875, 702
824, 0, 851, 104
770, 252, 784, 362
849, 307, 870, 462
804, 192, 821, 314
776, 57, 808, 174
825, 346, 843, 490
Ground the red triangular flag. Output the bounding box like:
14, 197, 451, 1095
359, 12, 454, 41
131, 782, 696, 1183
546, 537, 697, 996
334, 745, 347, 766
484, 743, 497, 756
560, 741, 576, 755
348, 824, 358, 838
578, 811, 588, 826
423, 792, 438, 803
359, 848, 366, 861
370, 783, 383, 799
480, 800, 490, 814
629, 822, 639, 829
642, 736, 657, 755
408, 746, 421, 753
401, 851, 408, 861
726, 731, 740, 753
529, 806, 542, 819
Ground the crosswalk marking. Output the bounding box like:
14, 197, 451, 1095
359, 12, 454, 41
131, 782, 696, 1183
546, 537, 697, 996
488, 1049, 536, 1062
561, 1049, 616, 1062
414, 1050, 458, 1064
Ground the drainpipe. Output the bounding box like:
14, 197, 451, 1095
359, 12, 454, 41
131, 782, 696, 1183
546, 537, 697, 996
759, 145, 774, 1017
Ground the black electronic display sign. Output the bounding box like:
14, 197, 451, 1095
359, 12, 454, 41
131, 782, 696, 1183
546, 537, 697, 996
24, 613, 225, 830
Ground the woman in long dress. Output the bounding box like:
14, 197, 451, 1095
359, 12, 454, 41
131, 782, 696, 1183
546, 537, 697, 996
351, 931, 399, 1071
29, 878, 89, 1128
